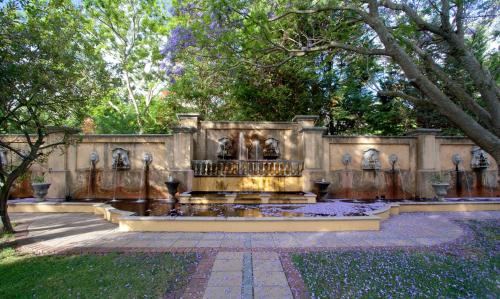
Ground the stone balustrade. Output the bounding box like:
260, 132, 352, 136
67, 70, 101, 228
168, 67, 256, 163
192, 160, 304, 177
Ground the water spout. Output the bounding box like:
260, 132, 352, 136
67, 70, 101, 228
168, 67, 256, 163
85, 152, 99, 201
0, 149, 7, 171
136, 153, 152, 204
238, 132, 246, 160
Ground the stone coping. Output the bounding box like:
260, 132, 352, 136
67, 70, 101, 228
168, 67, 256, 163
119, 215, 380, 221
292, 115, 319, 122
323, 135, 416, 140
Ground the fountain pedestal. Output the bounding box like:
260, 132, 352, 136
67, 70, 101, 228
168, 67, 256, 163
315, 180, 331, 202
165, 179, 180, 204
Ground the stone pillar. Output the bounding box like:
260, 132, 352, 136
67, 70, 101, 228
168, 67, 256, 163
171, 113, 200, 192
293, 115, 325, 192
408, 128, 441, 198
45, 127, 80, 199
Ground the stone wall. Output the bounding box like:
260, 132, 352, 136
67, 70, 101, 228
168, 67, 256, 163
2, 114, 499, 200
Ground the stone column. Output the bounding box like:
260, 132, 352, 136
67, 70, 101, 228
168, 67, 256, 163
45, 127, 79, 199
293, 115, 325, 192
171, 113, 200, 192
408, 128, 441, 198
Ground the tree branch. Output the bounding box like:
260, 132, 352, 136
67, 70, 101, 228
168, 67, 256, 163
377, 90, 427, 105
283, 41, 390, 57
379, 0, 445, 36
269, 6, 368, 22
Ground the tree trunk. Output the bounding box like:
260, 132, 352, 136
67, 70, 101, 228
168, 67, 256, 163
366, 11, 500, 168
0, 186, 14, 233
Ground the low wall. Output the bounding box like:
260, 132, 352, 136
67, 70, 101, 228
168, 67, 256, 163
118, 216, 380, 232
8, 201, 500, 232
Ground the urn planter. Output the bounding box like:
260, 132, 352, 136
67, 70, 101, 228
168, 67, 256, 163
431, 183, 449, 201
32, 183, 51, 202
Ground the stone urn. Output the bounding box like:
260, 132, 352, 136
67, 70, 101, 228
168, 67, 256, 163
32, 183, 51, 202
431, 183, 449, 201
315, 179, 331, 202
164, 176, 179, 204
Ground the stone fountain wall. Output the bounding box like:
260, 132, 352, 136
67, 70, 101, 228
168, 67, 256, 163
2, 114, 499, 200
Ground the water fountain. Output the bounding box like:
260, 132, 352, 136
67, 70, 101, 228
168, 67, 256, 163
263, 137, 280, 159
0, 149, 7, 171
217, 137, 234, 160
250, 138, 262, 160
341, 153, 353, 198
470, 147, 490, 196
189, 132, 305, 204
362, 148, 381, 170
136, 152, 152, 204
388, 154, 398, 199
110, 148, 130, 203
452, 153, 472, 198
84, 152, 99, 201
361, 148, 382, 199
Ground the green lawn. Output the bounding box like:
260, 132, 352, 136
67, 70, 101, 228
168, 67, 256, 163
0, 249, 198, 298
293, 220, 500, 298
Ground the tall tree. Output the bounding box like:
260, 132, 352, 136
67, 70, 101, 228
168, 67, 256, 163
254, 0, 499, 164
0, 0, 107, 232
163, 0, 413, 130
83, 0, 173, 133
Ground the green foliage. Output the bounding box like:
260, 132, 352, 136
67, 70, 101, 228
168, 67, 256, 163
164, 0, 419, 134
82, 0, 181, 133
0, 250, 197, 298
31, 175, 45, 184
0, 0, 108, 133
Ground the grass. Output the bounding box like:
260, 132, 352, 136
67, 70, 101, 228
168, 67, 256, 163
0, 249, 198, 298
292, 220, 500, 298
0, 222, 15, 244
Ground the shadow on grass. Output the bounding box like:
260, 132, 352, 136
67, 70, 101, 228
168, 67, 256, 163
0, 249, 199, 298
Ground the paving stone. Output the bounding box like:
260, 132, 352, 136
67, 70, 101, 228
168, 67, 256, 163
196, 240, 222, 248
217, 251, 245, 260
201, 233, 226, 240
9, 211, 500, 254
203, 286, 241, 299
171, 240, 200, 247
251, 240, 276, 248
254, 286, 293, 299
253, 271, 289, 287
212, 259, 243, 272
252, 259, 283, 272
206, 272, 242, 287
220, 239, 246, 248
252, 252, 279, 260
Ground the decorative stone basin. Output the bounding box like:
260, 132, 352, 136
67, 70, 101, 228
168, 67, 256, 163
315, 180, 331, 202
432, 183, 450, 201
32, 183, 51, 202
165, 179, 180, 204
